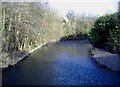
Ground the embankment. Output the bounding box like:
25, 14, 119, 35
0, 39, 59, 70
91, 48, 120, 71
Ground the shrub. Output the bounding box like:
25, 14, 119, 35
89, 14, 112, 46
108, 12, 120, 53
89, 12, 120, 53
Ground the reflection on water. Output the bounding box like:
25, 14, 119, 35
3, 40, 120, 85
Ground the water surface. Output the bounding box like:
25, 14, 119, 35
3, 40, 120, 85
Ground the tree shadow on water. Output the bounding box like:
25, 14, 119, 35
60, 33, 87, 42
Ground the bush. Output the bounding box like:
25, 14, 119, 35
89, 14, 112, 46
89, 13, 120, 53
108, 12, 120, 53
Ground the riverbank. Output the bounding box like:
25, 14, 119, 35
91, 48, 120, 71
3, 40, 120, 85
0, 39, 59, 70
1, 38, 120, 72
0, 33, 87, 70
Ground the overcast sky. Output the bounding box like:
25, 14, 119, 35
49, 0, 119, 17
1, 0, 119, 16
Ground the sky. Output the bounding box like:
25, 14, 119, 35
49, 0, 119, 17
0, 0, 119, 16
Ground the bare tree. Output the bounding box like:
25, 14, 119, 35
118, 1, 120, 12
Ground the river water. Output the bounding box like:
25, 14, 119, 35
2, 40, 120, 85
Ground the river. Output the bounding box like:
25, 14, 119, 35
2, 40, 120, 85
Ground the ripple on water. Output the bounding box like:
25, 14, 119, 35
3, 40, 120, 85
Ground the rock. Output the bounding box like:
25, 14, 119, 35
92, 48, 120, 71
